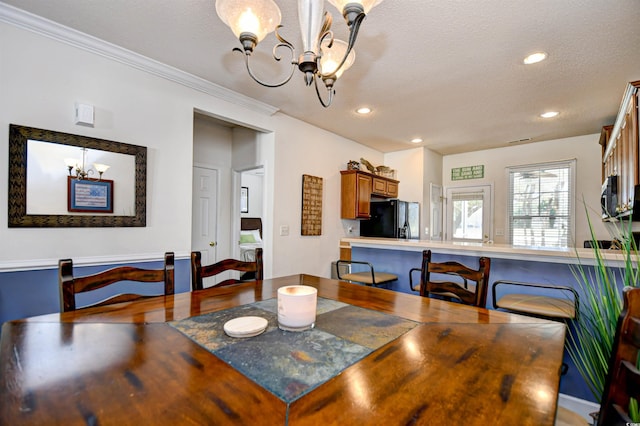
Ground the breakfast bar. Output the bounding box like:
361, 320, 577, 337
1, 274, 565, 425
340, 236, 626, 298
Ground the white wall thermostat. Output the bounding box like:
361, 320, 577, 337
75, 103, 94, 126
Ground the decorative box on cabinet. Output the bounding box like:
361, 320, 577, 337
341, 170, 400, 219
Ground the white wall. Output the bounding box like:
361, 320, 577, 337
385, 147, 427, 238
385, 148, 424, 203
271, 113, 383, 277
442, 134, 609, 246
424, 148, 444, 239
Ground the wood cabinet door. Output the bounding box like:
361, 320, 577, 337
386, 181, 399, 198
356, 174, 372, 218
372, 177, 387, 196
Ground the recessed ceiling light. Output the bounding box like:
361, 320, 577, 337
540, 111, 559, 118
356, 107, 371, 115
411, 138, 423, 143
523, 52, 548, 65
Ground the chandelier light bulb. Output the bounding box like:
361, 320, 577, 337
320, 39, 355, 79
238, 9, 261, 36
216, 0, 281, 43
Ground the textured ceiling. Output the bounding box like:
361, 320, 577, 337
3, 0, 640, 155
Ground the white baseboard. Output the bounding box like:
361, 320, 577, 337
558, 393, 599, 423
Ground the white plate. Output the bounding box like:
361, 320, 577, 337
223, 316, 268, 338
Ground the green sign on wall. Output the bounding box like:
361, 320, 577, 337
451, 165, 484, 181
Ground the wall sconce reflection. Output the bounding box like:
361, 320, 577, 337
64, 148, 110, 181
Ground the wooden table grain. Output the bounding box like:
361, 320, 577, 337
0, 274, 565, 425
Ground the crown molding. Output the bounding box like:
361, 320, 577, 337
0, 3, 279, 116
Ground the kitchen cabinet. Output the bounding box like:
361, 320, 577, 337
601, 81, 640, 216
341, 170, 372, 219
340, 170, 400, 219
372, 176, 399, 198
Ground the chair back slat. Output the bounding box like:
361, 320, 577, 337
419, 250, 491, 308
59, 252, 175, 312
191, 248, 263, 290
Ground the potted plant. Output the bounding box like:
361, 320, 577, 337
566, 206, 640, 421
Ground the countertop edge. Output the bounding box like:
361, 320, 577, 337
341, 237, 630, 266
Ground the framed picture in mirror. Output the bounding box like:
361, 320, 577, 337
67, 177, 114, 213
241, 186, 249, 213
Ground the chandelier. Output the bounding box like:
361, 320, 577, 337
215, 0, 384, 107
64, 148, 110, 181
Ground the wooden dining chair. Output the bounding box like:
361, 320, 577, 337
595, 286, 640, 425
554, 286, 640, 425
59, 252, 175, 312
418, 249, 491, 307
191, 248, 263, 290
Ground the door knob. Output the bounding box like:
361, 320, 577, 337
209, 241, 216, 247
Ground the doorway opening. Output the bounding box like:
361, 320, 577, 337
191, 111, 270, 287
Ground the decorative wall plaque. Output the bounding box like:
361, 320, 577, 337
301, 174, 323, 236
451, 165, 484, 181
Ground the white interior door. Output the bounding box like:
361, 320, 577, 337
192, 166, 219, 287
445, 185, 492, 242
430, 183, 443, 240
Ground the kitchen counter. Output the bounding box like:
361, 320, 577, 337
341, 236, 626, 266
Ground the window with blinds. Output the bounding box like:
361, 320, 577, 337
508, 160, 575, 248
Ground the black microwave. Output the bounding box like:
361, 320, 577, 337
601, 175, 618, 218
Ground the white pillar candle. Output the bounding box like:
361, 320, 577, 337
277, 285, 318, 331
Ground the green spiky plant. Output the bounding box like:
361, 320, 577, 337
566, 203, 640, 420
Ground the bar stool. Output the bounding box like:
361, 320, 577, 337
492, 280, 579, 375
335, 260, 398, 288
492, 280, 579, 321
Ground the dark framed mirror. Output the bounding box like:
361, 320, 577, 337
8, 124, 146, 227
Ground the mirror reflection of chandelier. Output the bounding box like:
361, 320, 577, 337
215, 0, 384, 107
64, 148, 110, 181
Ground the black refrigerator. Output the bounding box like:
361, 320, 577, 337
360, 200, 420, 239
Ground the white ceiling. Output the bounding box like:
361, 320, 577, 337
3, 0, 640, 155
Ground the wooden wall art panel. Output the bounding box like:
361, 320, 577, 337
301, 174, 323, 236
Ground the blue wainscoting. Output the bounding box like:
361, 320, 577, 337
350, 245, 600, 403
0, 257, 191, 326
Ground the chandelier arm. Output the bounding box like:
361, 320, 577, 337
320, 12, 366, 78
313, 74, 334, 108
320, 11, 333, 38
234, 43, 298, 88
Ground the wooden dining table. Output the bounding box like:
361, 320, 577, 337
0, 274, 566, 425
